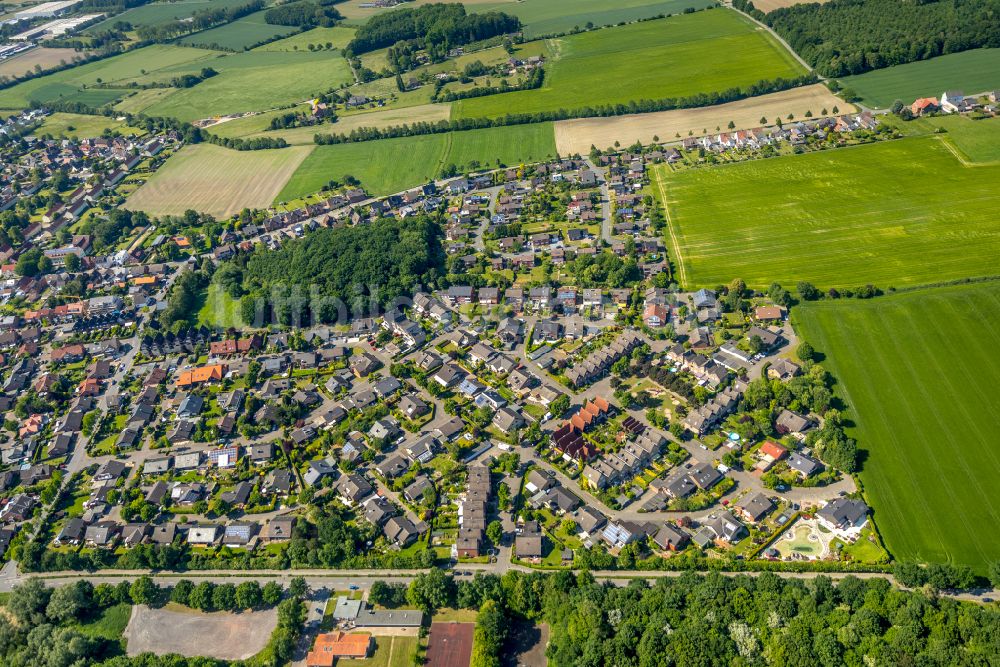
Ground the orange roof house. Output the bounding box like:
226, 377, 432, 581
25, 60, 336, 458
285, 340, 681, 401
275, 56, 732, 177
306, 632, 372, 666
754, 306, 785, 321
759, 440, 788, 461
910, 97, 939, 115
78, 377, 100, 396
177, 364, 226, 387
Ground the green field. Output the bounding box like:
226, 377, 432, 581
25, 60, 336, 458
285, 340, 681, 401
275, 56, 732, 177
255, 25, 355, 51
0, 44, 221, 108
178, 10, 300, 50
655, 130, 1000, 289
901, 114, 1000, 163
838, 49, 1000, 109
277, 123, 556, 200
471, 0, 716, 38
37, 112, 143, 138
452, 9, 806, 120
85, 0, 253, 32
793, 282, 1000, 571
143, 50, 353, 122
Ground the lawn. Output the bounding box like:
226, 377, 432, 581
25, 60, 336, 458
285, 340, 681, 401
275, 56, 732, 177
907, 114, 1000, 164
36, 112, 143, 139
126, 143, 313, 218
339, 635, 418, 667
837, 48, 1000, 109
472, 0, 716, 38
143, 49, 353, 122
0, 44, 221, 108
452, 9, 806, 120
653, 132, 1000, 289
198, 283, 243, 328
75, 603, 133, 642
277, 122, 556, 200
792, 282, 1000, 572
178, 10, 300, 50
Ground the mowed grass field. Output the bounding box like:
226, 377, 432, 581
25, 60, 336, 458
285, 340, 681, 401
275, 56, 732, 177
0, 44, 221, 108
126, 143, 313, 218
86, 0, 252, 32
254, 25, 354, 51
453, 9, 806, 120
37, 112, 143, 138
142, 50, 353, 122
838, 48, 1000, 109
654, 131, 1000, 289
470, 0, 716, 38
178, 10, 299, 50
277, 123, 556, 200
792, 282, 1000, 571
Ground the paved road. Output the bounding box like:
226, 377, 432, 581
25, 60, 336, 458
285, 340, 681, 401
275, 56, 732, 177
583, 158, 613, 243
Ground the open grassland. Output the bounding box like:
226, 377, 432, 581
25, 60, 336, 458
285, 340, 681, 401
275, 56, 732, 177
555, 84, 850, 153
86, 0, 253, 32
244, 103, 452, 145
654, 132, 1000, 289
37, 112, 143, 138
143, 50, 353, 122
338, 0, 507, 23
254, 25, 355, 51
453, 9, 806, 120
838, 48, 1000, 109
891, 114, 1000, 164
471, 0, 716, 38
178, 10, 299, 50
126, 143, 313, 218
113, 87, 179, 114
0, 44, 221, 108
278, 122, 555, 200
792, 282, 1000, 572
0, 46, 87, 79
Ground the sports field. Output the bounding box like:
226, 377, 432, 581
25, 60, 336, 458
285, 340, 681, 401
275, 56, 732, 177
838, 48, 1000, 109
554, 84, 850, 154
792, 282, 1000, 571
277, 123, 556, 200
178, 10, 299, 50
654, 133, 1000, 289
471, 0, 716, 38
142, 50, 353, 122
126, 143, 313, 218
452, 9, 806, 120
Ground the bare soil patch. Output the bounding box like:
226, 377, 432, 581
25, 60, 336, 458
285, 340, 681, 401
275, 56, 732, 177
751, 0, 830, 12
554, 84, 853, 154
502, 621, 549, 667
124, 604, 278, 660
0, 47, 89, 79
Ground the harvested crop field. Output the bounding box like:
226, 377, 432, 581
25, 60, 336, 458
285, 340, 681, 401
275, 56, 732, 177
554, 84, 850, 153
124, 604, 278, 659
126, 143, 312, 218
653, 133, 1000, 289
750, 0, 830, 12
793, 282, 1000, 572
0, 46, 87, 79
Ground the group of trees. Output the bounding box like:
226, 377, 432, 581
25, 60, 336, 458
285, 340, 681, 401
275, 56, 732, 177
369, 569, 1000, 666
314, 74, 817, 145
433, 66, 545, 103
264, 0, 342, 28
227, 216, 447, 326
750, 0, 1000, 77
346, 4, 521, 58
170, 67, 218, 89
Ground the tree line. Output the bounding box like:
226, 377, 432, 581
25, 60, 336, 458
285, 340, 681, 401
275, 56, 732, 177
345, 3, 520, 58
134, 0, 264, 42
740, 0, 1000, 77
264, 0, 342, 28
314, 74, 817, 145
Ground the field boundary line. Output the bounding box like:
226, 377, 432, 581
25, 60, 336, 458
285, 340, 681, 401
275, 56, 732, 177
654, 166, 689, 287
936, 134, 1000, 168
